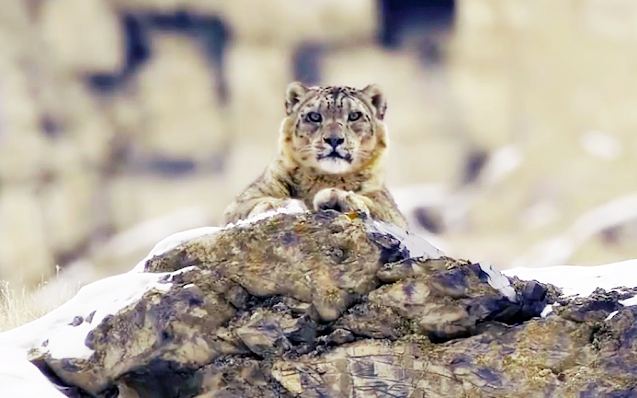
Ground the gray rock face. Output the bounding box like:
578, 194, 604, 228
10, 212, 637, 397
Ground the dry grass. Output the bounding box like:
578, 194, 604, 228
0, 267, 80, 332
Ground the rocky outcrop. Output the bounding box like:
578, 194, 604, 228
1, 211, 637, 397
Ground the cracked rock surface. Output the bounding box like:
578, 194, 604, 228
3, 212, 637, 397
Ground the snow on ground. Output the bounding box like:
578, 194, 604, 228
479, 262, 517, 301
504, 259, 637, 315
130, 226, 222, 272
0, 347, 68, 398
0, 272, 172, 359
369, 219, 445, 260
226, 200, 307, 228
504, 259, 637, 298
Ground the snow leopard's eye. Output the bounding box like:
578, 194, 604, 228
306, 112, 322, 123
348, 111, 362, 122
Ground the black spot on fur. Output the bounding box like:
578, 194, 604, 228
284, 180, 299, 198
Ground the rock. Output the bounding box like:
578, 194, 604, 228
223, 44, 292, 197
192, 356, 293, 398
225, 44, 293, 145
136, 34, 228, 160
219, 0, 376, 45
387, 139, 464, 186
142, 212, 401, 321
0, 186, 54, 287
108, 0, 223, 14
50, 79, 118, 170
39, 0, 124, 73
0, 211, 442, 395
109, 0, 376, 45
2, 211, 637, 397
583, 0, 637, 41
341, 258, 527, 342
39, 172, 100, 259
0, 1, 49, 183
277, 304, 637, 396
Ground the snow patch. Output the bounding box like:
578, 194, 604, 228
0, 272, 172, 360
502, 260, 637, 320
505, 259, 637, 317
480, 144, 524, 186
225, 203, 308, 230
541, 305, 555, 318
368, 220, 445, 260
131, 226, 222, 272
504, 259, 637, 299
620, 296, 637, 307
478, 262, 517, 302
580, 131, 622, 161
280, 199, 307, 215
0, 346, 68, 397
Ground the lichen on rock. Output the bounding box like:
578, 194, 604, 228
2, 211, 637, 397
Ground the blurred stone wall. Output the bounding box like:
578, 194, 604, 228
0, 0, 636, 289
448, 0, 637, 266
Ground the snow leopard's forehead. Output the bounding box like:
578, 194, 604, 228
297, 86, 375, 119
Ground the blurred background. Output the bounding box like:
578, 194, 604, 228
1, 0, 637, 310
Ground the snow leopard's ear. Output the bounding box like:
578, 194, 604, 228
361, 84, 387, 121
285, 82, 309, 116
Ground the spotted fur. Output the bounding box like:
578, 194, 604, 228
222, 82, 407, 228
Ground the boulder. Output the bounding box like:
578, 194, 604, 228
39, 0, 125, 73
0, 211, 636, 397
135, 34, 228, 160
219, 0, 376, 45
0, 0, 50, 183
40, 172, 100, 259
225, 44, 293, 146
0, 186, 54, 287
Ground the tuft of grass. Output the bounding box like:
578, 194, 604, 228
0, 266, 80, 332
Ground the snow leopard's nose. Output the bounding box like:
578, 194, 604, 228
324, 123, 344, 148
324, 136, 344, 149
